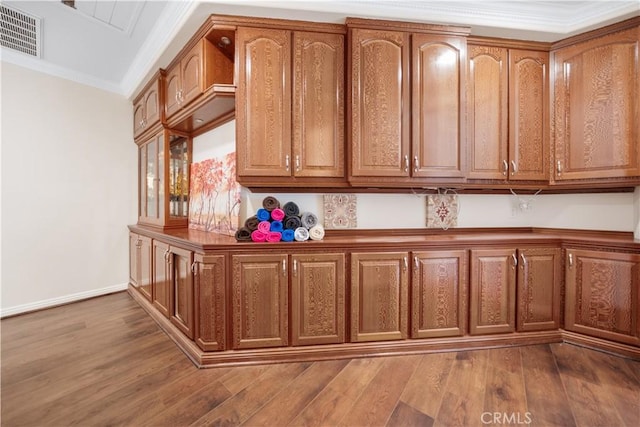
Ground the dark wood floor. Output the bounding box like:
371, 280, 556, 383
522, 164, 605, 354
1, 292, 639, 427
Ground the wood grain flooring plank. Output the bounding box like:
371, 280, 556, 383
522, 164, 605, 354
561, 376, 626, 427
387, 401, 434, 427
550, 343, 600, 384
434, 350, 488, 427
241, 359, 350, 426
399, 352, 455, 418
289, 357, 385, 427
337, 355, 422, 427
189, 362, 311, 427
521, 345, 577, 427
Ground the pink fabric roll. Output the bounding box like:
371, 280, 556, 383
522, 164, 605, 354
251, 230, 268, 242
266, 231, 282, 242
271, 208, 285, 221
258, 220, 271, 233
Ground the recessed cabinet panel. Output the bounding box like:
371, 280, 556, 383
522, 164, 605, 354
129, 232, 152, 302
152, 240, 171, 318
293, 32, 345, 178
467, 46, 508, 180
470, 249, 517, 335
517, 247, 561, 331
412, 35, 465, 178
164, 66, 181, 118
232, 254, 288, 349
565, 249, 640, 345
553, 27, 640, 181
291, 253, 345, 345
170, 246, 194, 339
236, 27, 292, 177
180, 41, 204, 107
509, 50, 548, 181
351, 252, 409, 342
194, 254, 226, 351
412, 250, 468, 338
350, 29, 410, 177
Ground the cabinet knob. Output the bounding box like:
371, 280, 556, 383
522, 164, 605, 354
282, 259, 287, 276
293, 259, 297, 276
557, 160, 562, 176
403, 155, 409, 173
295, 155, 300, 172
511, 253, 518, 267
502, 160, 509, 176
414, 256, 419, 269
285, 155, 290, 171
510, 160, 517, 176
413, 156, 419, 173
568, 253, 573, 267
520, 252, 527, 267
403, 256, 408, 271
191, 261, 198, 274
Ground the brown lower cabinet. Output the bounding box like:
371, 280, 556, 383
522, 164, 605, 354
565, 248, 640, 346
152, 240, 171, 318
129, 232, 152, 301
169, 246, 194, 340
470, 247, 561, 335
411, 250, 468, 338
193, 253, 226, 351
350, 252, 409, 342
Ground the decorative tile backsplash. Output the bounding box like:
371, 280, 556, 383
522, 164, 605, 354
426, 194, 459, 229
323, 194, 357, 229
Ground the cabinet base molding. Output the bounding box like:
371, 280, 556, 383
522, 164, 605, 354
561, 330, 640, 360
129, 286, 569, 368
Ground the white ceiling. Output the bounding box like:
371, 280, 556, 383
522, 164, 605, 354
1, 0, 639, 99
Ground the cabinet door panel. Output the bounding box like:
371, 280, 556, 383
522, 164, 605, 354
565, 249, 640, 345
351, 252, 409, 342
412, 35, 466, 178
467, 46, 508, 180
170, 246, 194, 339
509, 50, 548, 181
133, 101, 145, 137
351, 29, 410, 177
181, 41, 204, 107
517, 247, 561, 331
553, 27, 640, 180
293, 32, 345, 178
291, 253, 345, 345
137, 235, 152, 301
194, 254, 226, 351
236, 27, 292, 177
165, 66, 181, 118
152, 240, 171, 318
470, 249, 517, 334
412, 250, 468, 338
232, 254, 288, 349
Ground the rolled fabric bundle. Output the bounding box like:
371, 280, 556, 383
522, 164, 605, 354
251, 230, 268, 242
235, 227, 253, 241
309, 224, 325, 241
266, 231, 282, 243
244, 215, 259, 232
281, 229, 295, 242
262, 196, 280, 211
270, 221, 284, 233
257, 220, 271, 233
256, 208, 270, 221
271, 208, 285, 222
284, 215, 302, 230
300, 212, 318, 229
294, 227, 310, 242
283, 201, 300, 217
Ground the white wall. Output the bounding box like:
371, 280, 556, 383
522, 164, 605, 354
1, 62, 137, 316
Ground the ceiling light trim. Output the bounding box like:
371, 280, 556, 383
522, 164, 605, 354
62, 0, 145, 37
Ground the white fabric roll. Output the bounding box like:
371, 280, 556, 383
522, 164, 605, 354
294, 227, 310, 242
309, 224, 325, 241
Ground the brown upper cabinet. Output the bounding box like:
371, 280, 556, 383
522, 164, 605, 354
552, 22, 640, 184
235, 22, 345, 186
132, 72, 163, 141
348, 19, 469, 186
467, 42, 549, 182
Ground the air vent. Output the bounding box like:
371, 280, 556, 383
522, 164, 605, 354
0, 4, 41, 58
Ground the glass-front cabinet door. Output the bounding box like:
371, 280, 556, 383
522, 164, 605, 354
137, 128, 191, 229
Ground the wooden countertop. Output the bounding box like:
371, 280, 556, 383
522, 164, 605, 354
129, 225, 640, 253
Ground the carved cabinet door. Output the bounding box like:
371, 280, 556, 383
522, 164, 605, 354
291, 253, 345, 345
194, 253, 226, 351
411, 250, 468, 338
469, 248, 517, 335
180, 40, 204, 108
350, 252, 409, 342
164, 64, 182, 118
565, 248, 640, 346
231, 254, 289, 349
170, 246, 195, 340
152, 240, 171, 318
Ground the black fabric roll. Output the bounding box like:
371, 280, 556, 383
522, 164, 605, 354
244, 215, 259, 231
262, 196, 280, 211
283, 201, 300, 217
235, 227, 252, 241
284, 215, 302, 230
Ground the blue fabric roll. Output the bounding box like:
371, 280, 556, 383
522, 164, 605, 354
281, 229, 295, 242
270, 221, 284, 232
256, 208, 270, 221
300, 212, 318, 229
